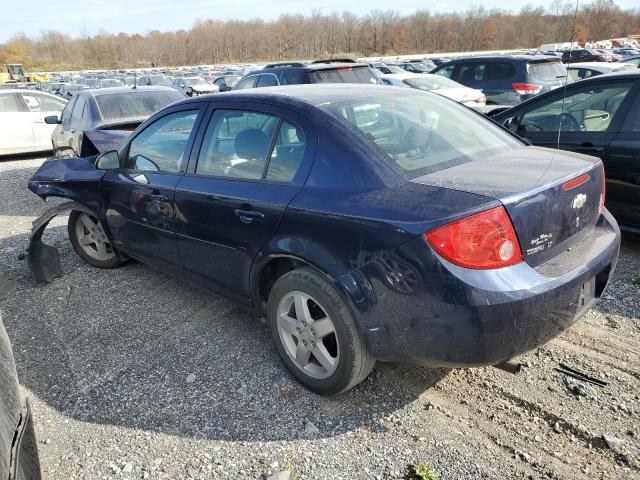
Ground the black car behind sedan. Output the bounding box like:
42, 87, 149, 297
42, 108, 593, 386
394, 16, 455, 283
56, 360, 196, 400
493, 70, 640, 232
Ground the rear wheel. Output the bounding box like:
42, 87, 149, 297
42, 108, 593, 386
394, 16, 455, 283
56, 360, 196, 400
267, 268, 375, 394
68, 211, 121, 268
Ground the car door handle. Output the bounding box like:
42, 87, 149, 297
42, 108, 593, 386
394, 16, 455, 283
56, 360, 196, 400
234, 209, 264, 224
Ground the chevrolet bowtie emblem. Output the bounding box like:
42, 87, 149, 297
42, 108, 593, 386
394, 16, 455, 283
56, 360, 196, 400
572, 193, 587, 209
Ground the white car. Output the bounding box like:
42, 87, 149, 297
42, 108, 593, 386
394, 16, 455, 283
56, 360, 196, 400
0, 89, 67, 156
567, 62, 636, 82
379, 73, 486, 106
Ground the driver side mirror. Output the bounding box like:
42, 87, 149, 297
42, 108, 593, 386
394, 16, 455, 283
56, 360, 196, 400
44, 115, 60, 125
95, 150, 120, 170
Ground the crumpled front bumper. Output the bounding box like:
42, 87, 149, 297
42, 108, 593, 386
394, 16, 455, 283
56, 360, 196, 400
27, 201, 96, 283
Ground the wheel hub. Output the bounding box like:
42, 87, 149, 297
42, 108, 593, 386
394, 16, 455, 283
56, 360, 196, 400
276, 291, 340, 380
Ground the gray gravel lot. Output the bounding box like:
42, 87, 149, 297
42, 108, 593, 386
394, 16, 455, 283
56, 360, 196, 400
1, 155, 639, 480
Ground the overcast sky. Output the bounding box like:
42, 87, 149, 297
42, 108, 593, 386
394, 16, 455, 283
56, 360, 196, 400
2, 0, 638, 43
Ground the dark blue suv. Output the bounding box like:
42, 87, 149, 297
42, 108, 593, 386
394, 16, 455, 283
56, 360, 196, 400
431, 55, 569, 105
233, 62, 379, 89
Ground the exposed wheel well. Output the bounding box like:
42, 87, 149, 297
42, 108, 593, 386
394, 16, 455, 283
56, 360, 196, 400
257, 256, 313, 313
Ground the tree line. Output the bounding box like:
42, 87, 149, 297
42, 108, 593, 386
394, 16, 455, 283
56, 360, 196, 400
1, 0, 639, 71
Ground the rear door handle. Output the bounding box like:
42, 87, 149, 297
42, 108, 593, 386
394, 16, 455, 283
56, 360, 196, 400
234, 209, 264, 224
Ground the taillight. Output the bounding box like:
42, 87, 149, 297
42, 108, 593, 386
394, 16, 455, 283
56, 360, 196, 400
425, 206, 523, 270
600, 166, 606, 214
512, 83, 542, 95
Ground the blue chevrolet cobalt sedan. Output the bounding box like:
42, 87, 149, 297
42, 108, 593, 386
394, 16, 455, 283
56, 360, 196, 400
28, 85, 620, 394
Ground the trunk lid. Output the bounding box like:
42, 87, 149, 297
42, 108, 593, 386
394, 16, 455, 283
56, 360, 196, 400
413, 146, 604, 267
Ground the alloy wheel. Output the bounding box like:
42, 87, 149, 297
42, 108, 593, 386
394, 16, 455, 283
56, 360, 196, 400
276, 291, 340, 379
74, 213, 115, 261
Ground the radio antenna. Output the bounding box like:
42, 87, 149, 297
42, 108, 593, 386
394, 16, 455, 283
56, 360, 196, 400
557, 0, 580, 150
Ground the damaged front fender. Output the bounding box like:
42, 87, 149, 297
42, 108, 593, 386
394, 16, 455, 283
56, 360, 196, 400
27, 201, 97, 283
28, 156, 105, 204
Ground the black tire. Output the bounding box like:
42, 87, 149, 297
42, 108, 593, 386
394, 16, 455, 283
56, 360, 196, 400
267, 268, 375, 394
68, 211, 122, 269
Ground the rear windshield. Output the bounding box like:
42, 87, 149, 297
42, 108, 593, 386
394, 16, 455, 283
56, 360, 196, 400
319, 91, 521, 179
528, 60, 568, 81
95, 91, 183, 121
403, 75, 462, 90
308, 67, 378, 84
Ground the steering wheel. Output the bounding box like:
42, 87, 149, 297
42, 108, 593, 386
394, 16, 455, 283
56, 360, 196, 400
557, 112, 582, 132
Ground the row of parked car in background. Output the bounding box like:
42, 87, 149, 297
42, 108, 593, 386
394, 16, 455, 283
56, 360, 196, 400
1, 49, 638, 231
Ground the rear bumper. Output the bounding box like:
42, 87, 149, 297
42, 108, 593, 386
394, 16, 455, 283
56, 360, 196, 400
360, 210, 620, 367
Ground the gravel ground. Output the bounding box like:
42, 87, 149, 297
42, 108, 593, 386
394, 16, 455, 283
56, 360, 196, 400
1, 155, 639, 480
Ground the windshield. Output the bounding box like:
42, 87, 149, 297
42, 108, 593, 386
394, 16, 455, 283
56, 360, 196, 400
319, 91, 521, 179
527, 60, 568, 82
185, 78, 207, 86
308, 67, 378, 84
403, 75, 462, 90
100, 78, 126, 88
95, 90, 183, 121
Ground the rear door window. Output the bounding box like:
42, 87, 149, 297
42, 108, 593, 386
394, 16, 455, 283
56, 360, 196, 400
520, 83, 633, 132
70, 95, 85, 125
487, 63, 515, 80
196, 110, 278, 179
621, 93, 640, 132
19, 93, 66, 112
61, 96, 76, 128
0, 93, 22, 112
456, 63, 486, 85
256, 74, 279, 88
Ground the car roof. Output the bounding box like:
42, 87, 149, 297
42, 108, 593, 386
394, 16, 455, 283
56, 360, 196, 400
87, 86, 179, 97
178, 84, 424, 109
262, 62, 369, 72
442, 54, 557, 63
